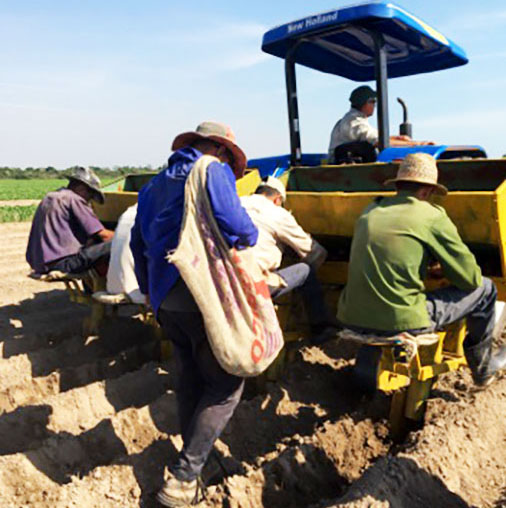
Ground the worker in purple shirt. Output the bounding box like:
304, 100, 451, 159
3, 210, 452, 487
26, 167, 114, 275
130, 121, 258, 507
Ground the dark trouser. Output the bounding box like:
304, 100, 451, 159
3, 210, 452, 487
47, 241, 111, 274
345, 278, 497, 347
270, 263, 335, 333
425, 277, 497, 347
157, 305, 244, 482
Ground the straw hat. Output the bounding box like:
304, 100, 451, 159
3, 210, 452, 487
66, 166, 105, 204
171, 121, 247, 179
383, 153, 447, 195
260, 176, 287, 202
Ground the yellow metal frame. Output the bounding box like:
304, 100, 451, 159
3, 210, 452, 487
94, 169, 263, 224
384, 320, 467, 438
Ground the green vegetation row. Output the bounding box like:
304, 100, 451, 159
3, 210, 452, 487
0, 179, 119, 201
0, 205, 38, 223
0, 166, 159, 180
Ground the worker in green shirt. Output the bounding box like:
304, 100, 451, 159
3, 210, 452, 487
338, 153, 506, 387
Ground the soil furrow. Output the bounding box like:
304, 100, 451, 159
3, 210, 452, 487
0, 362, 173, 455
329, 374, 506, 508
0, 340, 162, 412
0, 392, 179, 505
0, 337, 142, 387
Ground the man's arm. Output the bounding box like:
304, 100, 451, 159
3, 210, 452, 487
428, 213, 482, 290
129, 209, 149, 296
207, 162, 258, 248
69, 196, 108, 241
95, 228, 114, 242
389, 135, 435, 147
275, 209, 319, 259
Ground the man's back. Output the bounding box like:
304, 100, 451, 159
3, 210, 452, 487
328, 108, 378, 158
26, 188, 103, 273
240, 193, 312, 273
130, 147, 258, 314
338, 193, 482, 331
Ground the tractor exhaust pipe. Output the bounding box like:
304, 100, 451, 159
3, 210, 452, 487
397, 97, 412, 138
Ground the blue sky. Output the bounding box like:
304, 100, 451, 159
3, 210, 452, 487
1, 0, 506, 168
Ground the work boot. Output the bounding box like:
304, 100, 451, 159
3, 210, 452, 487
464, 338, 506, 387
156, 476, 204, 507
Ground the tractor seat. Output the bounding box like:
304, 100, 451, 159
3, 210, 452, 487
339, 328, 439, 361
332, 141, 377, 164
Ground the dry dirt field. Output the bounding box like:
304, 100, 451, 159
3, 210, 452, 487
0, 222, 504, 507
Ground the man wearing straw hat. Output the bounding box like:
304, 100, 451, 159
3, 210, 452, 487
338, 153, 506, 387
130, 121, 258, 507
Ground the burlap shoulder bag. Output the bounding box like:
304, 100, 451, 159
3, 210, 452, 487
167, 155, 283, 377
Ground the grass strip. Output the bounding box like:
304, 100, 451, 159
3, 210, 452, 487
0, 205, 38, 223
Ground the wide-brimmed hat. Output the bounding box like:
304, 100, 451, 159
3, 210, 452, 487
171, 121, 247, 179
259, 176, 287, 202
383, 153, 448, 196
66, 166, 105, 204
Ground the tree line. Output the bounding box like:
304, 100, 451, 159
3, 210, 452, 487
0, 166, 160, 180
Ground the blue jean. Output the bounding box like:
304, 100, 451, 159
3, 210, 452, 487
158, 289, 244, 482
425, 277, 497, 347
270, 263, 335, 333
47, 241, 111, 274
344, 278, 497, 348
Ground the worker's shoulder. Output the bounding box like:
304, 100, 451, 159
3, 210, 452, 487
366, 196, 447, 224
416, 200, 449, 221
43, 187, 79, 205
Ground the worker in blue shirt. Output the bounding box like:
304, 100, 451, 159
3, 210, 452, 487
130, 121, 258, 507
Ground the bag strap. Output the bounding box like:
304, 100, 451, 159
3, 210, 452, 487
182, 155, 231, 253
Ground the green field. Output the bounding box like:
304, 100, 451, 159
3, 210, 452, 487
0, 179, 67, 200
0, 178, 119, 201
0, 178, 120, 223
0, 205, 38, 223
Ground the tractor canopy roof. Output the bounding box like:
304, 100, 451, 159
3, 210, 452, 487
262, 2, 468, 81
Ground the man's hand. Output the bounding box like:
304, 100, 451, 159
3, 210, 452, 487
96, 228, 114, 242
304, 239, 328, 270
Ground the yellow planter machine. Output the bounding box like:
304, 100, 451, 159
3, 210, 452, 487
94, 3, 506, 436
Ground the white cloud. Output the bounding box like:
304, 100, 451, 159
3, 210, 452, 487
154, 21, 268, 45
218, 52, 271, 71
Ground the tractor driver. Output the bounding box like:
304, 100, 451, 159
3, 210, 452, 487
327, 85, 433, 163
338, 153, 506, 387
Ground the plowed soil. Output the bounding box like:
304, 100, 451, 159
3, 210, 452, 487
0, 222, 504, 508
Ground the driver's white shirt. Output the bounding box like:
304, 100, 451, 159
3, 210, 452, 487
328, 108, 378, 159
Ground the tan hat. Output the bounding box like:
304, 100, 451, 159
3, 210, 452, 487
383, 153, 447, 195
66, 166, 105, 204
171, 121, 247, 179
260, 176, 287, 202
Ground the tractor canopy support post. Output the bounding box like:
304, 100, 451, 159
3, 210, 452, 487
372, 32, 390, 151
285, 42, 302, 166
